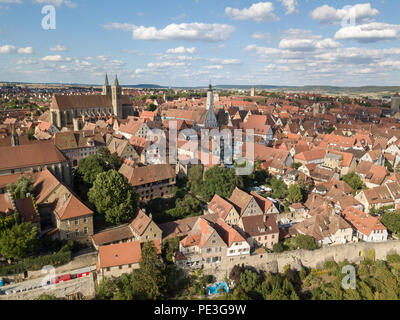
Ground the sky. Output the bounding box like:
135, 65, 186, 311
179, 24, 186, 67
0, 0, 399, 87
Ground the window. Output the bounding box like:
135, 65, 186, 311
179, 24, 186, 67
84, 217, 88, 224
66, 232, 71, 240
75, 218, 79, 226
66, 220, 70, 227
207, 248, 212, 253
106, 268, 110, 272
75, 229, 79, 237
84, 227, 88, 235
119, 266, 122, 270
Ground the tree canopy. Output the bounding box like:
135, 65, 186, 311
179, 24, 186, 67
88, 170, 139, 225
7, 176, 34, 200
77, 155, 108, 185
194, 166, 244, 202
269, 176, 288, 199
342, 172, 364, 194
287, 184, 303, 204
0, 222, 38, 260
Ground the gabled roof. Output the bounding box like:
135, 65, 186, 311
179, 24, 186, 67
98, 240, 161, 269
229, 188, 253, 215
119, 164, 175, 187
0, 142, 66, 171
208, 194, 235, 220
33, 169, 93, 220
250, 191, 274, 214
342, 207, 387, 237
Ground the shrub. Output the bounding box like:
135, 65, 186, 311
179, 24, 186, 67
387, 254, 400, 263
0, 246, 71, 276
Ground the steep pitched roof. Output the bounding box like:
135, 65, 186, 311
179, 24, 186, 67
342, 207, 387, 237
0, 142, 66, 171
119, 164, 175, 187
229, 188, 253, 215
208, 194, 235, 220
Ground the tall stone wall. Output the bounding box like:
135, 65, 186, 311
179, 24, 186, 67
203, 241, 400, 280
0, 274, 96, 301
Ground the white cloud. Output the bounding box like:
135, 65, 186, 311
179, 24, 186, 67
0, 45, 16, 54
278, 29, 340, 51
0, 0, 22, 3
244, 45, 281, 57
132, 23, 235, 42
166, 46, 196, 54
50, 44, 68, 52
42, 55, 72, 62
252, 32, 271, 41
103, 23, 136, 32
32, 0, 76, 8
209, 58, 242, 65
225, 2, 278, 22
277, 0, 298, 15
17, 58, 35, 65
204, 65, 223, 70
147, 61, 186, 68
310, 3, 379, 24
17, 46, 33, 54
0, 45, 33, 54
334, 22, 400, 43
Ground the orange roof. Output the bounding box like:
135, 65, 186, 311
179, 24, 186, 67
295, 149, 326, 162
250, 191, 273, 214
208, 194, 234, 220
98, 240, 161, 269
215, 218, 246, 247
342, 207, 387, 237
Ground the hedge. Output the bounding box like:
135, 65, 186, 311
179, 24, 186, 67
0, 246, 71, 276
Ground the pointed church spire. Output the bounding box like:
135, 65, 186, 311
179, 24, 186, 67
114, 74, 119, 86
104, 73, 109, 86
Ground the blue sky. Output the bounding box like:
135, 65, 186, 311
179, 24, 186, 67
0, 0, 399, 86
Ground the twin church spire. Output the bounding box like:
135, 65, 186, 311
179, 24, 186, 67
102, 73, 120, 96
103, 73, 122, 118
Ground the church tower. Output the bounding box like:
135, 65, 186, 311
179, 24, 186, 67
112, 74, 122, 118
204, 84, 218, 128
102, 73, 111, 96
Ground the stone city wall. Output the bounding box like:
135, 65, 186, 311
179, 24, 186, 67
203, 240, 400, 280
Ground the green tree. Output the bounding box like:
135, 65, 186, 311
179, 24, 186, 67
381, 211, 400, 234
269, 177, 288, 199
7, 176, 34, 200
273, 242, 285, 253
342, 172, 364, 194
286, 234, 318, 251
98, 147, 122, 171
385, 160, 394, 173
291, 162, 303, 170
77, 155, 108, 185
0, 222, 38, 260
88, 170, 139, 225
96, 278, 118, 300
188, 165, 204, 195
287, 184, 303, 204
147, 103, 157, 111
130, 242, 167, 300
199, 167, 244, 201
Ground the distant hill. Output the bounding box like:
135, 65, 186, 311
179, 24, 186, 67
1, 81, 399, 96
